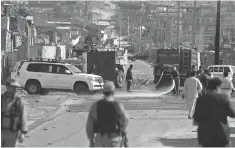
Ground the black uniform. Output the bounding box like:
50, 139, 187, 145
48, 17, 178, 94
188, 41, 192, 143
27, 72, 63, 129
171, 70, 180, 94
126, 68, 133, 92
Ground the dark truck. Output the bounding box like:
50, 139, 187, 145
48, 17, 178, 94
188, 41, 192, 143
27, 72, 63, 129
153, 47, 200, 86
64, 48, 128, 88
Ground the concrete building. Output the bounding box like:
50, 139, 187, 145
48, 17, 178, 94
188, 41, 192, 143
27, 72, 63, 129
182, 1, 235, 50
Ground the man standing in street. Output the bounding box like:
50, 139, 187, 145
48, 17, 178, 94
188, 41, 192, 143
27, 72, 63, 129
187, 65, 196, 78
1, 78, 28, 147
126, 64, 133, 92
86, 81, 129, 147
221, 71, 235, 98
193, 78, 235, 147
88, 64, 96, 74
171, 66, 180, 95
197, 66, 203, 76
182, 71, 203, 119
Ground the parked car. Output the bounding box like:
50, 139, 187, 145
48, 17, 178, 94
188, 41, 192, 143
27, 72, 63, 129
128, 52, 148, 61
208, 65, 235, 85
11, 58, 104, 95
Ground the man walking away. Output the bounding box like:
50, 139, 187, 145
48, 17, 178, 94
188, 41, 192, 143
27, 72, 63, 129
171, 66, 180, 94
86, 81, 129, 147
193, 78, 235, 147
221, 71, 235, 98
182, 71, 203, 119
126, 64, 133, 92
1, 78, 28, 147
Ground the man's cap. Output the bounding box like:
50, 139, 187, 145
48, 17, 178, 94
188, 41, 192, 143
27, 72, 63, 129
6, 78, 20, 87
103, 81, 115, 93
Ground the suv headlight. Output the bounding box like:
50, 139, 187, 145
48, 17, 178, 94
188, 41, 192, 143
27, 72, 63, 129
88, 76, 96, 81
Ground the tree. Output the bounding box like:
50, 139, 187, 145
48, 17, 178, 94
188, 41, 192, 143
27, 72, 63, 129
10, 0, 29, 18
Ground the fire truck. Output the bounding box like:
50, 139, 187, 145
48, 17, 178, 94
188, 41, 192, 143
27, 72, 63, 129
153, 46, 200, 86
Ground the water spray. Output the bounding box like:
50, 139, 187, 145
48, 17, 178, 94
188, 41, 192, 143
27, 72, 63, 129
114, 72, 175, 98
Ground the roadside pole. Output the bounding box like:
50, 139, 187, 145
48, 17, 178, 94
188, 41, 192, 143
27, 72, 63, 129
119, 18, 121, 48
166, 5, 169, 47
215, 0, 221, 65
176, 1, 180, 50
139, 16, 142, 53
149, 14, 152, 62
128, 16, 130, 43
192, 1, 196, 47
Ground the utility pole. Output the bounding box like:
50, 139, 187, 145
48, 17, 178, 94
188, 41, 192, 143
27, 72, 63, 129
119, 19, 121, 48
215, 1, 221, 65
169, 17, 173, 48
192, 1, 196, 47
149, 15, 152, 62
139, 16, 142, 53
165, 5, 169, 47
176, 1, 180, 50
128, 16, 130, 43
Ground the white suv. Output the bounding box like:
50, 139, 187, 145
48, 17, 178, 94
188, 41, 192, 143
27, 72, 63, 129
11, 58, 104, 95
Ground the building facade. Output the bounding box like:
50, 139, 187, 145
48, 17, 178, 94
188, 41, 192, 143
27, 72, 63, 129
182, 1, 235, 50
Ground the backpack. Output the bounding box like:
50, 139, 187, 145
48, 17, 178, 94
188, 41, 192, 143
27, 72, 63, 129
96, 99, 122, 136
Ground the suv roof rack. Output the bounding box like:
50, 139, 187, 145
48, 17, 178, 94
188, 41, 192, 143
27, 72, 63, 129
27, 57, 62, 63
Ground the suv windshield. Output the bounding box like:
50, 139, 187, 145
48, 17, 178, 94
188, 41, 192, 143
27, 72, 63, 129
67, 64, 82, 73
232, 67, 235, 73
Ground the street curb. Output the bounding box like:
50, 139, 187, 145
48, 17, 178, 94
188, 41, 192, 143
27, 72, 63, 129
27, 99, 85, 133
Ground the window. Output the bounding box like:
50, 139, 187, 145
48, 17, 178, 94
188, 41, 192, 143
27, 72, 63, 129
27, 63, 53, 73
55, 65, 70, 74
214, 67, 219, 72
219, 67, 223, 72
224, 67, 230, 72
67, 64, 81, 73
231, 67, 235, 73
209, 67, 213, 72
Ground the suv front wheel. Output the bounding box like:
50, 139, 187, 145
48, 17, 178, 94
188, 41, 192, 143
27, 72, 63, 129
26, 80, 41, 95
74, 82, 89, 94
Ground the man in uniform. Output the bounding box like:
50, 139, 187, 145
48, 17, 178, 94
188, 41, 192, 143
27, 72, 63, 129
88, 64, 96, 74
86, 81, 129, 147
187, 65, 196, 78
126, 64, 134, 92
171, 66, 180, 95
1, 78, 28, 147
197, 66, 203, 76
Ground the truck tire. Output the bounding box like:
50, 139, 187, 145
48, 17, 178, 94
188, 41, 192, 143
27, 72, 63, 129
116, 70, 125, 88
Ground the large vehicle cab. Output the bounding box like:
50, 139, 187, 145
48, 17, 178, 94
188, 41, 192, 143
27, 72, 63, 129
153, 46, 200, 86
